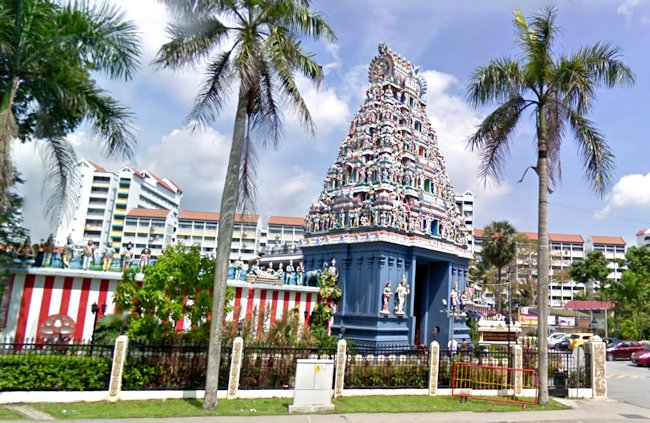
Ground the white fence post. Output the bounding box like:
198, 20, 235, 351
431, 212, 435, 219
107, 335, 129, 403
428, 341, 440, 396
587, 339, 607, 398
227, 337, 244, 399
511, 345, 523, 395
334, 339, 347, 398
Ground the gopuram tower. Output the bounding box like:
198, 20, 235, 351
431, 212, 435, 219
301, 44, 472, 345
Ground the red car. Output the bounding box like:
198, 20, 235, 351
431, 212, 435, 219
606, 341, 646, 361
631, 347, 650, 367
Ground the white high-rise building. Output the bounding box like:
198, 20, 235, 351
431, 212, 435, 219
122, 208, 176, 258
110, 166, 182, 250
455, 191, 474, 251
585, 236, 626, 284
636, 228, 650, 247
55, 160, 118, 251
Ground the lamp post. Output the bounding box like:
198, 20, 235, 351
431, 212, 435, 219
339, 325, 346, 339
90, 302, 107, 356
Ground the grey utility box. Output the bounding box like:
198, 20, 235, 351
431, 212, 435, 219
288, 359, 335, 414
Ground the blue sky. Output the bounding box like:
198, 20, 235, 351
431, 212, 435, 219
16, 0, 650, 245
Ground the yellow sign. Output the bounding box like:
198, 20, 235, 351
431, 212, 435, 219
315, 365, 321, 373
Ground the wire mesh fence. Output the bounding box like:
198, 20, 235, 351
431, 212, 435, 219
523, 348, 591, 395
344, 344, 429, 389
122, 343, 231, 391
0, 338, 114, 391
238, 345, 336, 390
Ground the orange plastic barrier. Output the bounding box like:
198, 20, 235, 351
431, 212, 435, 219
451, 361, 538, 407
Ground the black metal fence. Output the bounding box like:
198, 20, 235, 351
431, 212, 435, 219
239, 345, 336, 390
122, 343, 231, 391
344, 344, 429, 389
437, 348, 512, 388
523, 348, 591, 396
0, 338, 114, 391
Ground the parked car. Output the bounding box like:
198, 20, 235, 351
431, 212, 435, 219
606, 341, 646, 361
548, 332, 567, 342
602, 337, 620, 346
631, 347, 650, 367
550, 334, 569, 349
556, 337, 570, 351
568, 333, 593, 350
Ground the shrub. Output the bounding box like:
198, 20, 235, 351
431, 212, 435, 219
0, 355, 111, 391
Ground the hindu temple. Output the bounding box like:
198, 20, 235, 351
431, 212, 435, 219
301, 43, 473, 345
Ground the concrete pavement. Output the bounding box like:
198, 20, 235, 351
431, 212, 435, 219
4, 398, 650, 423
607, 359, 650, 410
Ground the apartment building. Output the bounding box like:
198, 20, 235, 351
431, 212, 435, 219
636, 228, 650, 247
176, 211, 220, 255
455, 191, 475, 252
586, 236, 626, 284
55, 160, 118, 250
122, 208, 176, 258
472, 229, 629, 307
110, 166, 182, 247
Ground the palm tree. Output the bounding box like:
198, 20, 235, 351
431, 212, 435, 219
0, 0, 141, 220
466, 7, 633, 403
155, 0, 335, 409
481, 221, 517, 313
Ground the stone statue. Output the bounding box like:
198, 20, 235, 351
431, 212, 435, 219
276, 262, 284, 280
139, 247, 151, 273
381, 281, 392, 316
328, 258, 338, 277
62, 235, 75, 268
266, 262, 275, 276
121, 242, 134, 271
102, 240, 114, 272
234, 256, 244, 281
450, 287, 459, 312
81, 240, 95, 270
43, 234, 54, 268
17, 236, 34, 261
394, 275, 410, 316
297, 261, 304, 286
285, 259, 295, 285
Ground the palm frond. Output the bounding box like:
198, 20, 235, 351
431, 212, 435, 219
238, 123, 258, 214
189, 49, 235, 126
544, 90, 565, 186
248, 54, 282, 148
573, 41, 635, 88
154, 15, 229, 70
552, 55, 594, 113
467, 96, 528, 183
514, 7, 558, 90
38, 136, 81, 225
84, 89, 137, 158
265, 0, 337, 43
60, 0, 142, 80
566, 108, 615, 196
466, 57, 524, 108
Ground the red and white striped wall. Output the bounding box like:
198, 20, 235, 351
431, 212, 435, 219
0, 269, 319, 341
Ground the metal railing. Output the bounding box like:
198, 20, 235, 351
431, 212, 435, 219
344, 344, 429, 389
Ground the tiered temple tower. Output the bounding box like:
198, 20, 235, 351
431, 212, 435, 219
301, 44, 472, 345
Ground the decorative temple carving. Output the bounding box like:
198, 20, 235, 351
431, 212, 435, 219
305, 43, 468, 247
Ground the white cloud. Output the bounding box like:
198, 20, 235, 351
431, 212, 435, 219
598, 172, 650, 216
617, 0, 646, 17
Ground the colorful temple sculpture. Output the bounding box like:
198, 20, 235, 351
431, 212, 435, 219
302, 43, 473, 345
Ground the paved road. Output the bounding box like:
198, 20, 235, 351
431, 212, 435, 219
607, 359, 650, 409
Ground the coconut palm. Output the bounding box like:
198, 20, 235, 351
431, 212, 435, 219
481, 221, 517, 313
466, 7, 633, 403
0, 0, 141, 220
155, 0, 335, 409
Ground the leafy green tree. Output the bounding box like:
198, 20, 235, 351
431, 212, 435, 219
0, 176, 27, 303
113, 245, 234, 343
155, 0, 335, 409
481, 221, 517, 313
569, 251, 610, 299
601, 246, 650, 340
0, 0, 141, 220
466, 7, 633, 403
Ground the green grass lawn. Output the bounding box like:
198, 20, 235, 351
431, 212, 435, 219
0, 406, 24, 420
33, 395, 569, 419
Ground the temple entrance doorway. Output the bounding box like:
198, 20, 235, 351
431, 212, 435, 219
413, 263, 428, 344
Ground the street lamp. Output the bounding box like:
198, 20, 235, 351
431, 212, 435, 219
90, 302, 107, 356
339, 325, 346, 339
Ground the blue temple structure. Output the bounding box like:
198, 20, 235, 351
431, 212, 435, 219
302, 44, 474, 346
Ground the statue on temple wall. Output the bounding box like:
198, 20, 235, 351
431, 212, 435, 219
450, 286, 459, 313
328, 258, 338, 277
102, 240, 114, 272
394, 275, 410, 316
285, 260, 295, 285
43, 234, 54, 268
234, 256, 244, 281
381, 281, 392, 316
139, 247, 151, 273
81, 240, 95, 271
266, 262, 276, 276
276, 262, 284, 281
121, 242, 134, 272
297, 261, 304, 286
62, 235, 75, 268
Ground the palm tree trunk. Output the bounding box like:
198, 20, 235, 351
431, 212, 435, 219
0, 77, 20, 213
536, 118, 550, 404
203, 84, 249, 410
496, 265, 502, 313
